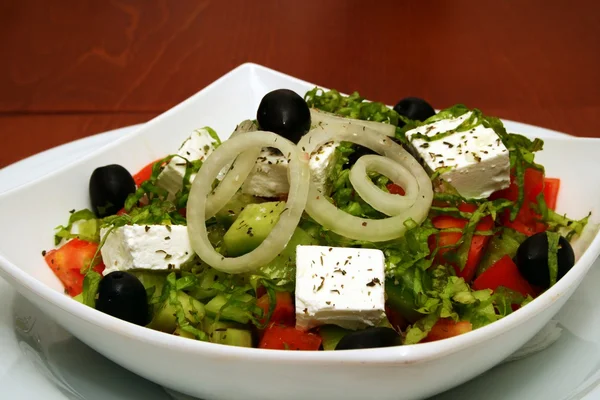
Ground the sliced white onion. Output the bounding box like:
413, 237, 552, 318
349, 155, 419, 216
310, 108, 396, 137
187, 131, 310, 274
298, 123, 433, 242
205, 148, 261, 219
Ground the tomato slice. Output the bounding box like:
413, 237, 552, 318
259, 324, 322, 350
256, 292, 295, 326
44, 239, 105, 297
133, 159, 163, 186
386, 183, 406, 196
422, 319, 472, 342
543, 178, 560, 211
429, 203, 493, 283
472, 255, 535, 297
492, 168, 551, 236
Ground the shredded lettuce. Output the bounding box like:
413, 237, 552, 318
483, 116, 545, 221
545, 210, 590, 241
305, 88, 399, 125
54, 209, 99, 245
546, 231, 560, 287
81, 270, 102, 307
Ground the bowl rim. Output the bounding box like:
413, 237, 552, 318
0, 62, 599, 365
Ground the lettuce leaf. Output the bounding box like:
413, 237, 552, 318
54, 209, 99, 245
305, 88, 399, 125
81, 270, 102, 307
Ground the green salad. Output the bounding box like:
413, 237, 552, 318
43, 88, 589, 350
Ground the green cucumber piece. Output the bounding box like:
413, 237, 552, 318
216, 328, 253, 347
223, 201, 286, 257
173, 327, 196, 340
203, 318, 253, 347
205, 293, 254, 324
147, 291, 205, 333
215, 193, 264, 228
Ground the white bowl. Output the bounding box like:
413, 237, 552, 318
0, 63, 599, 400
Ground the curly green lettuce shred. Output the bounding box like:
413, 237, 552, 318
53, 209, 99, 245
304, 88, 399, 125
81, 270, 102, 307
402, 106, 481, 143
482, 116, 545, 221
546, 231, 560, 287
163, 273, 207, 340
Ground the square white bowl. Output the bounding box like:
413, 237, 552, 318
0, 63, 599, 400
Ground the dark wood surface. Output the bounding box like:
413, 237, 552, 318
2, 0, 599, 168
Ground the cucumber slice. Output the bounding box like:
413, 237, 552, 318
205, 293, 254, 324
215, 193, 264, 228
173, 327, 196, 340
223, 201, 286, 257
147, 291, 205, 333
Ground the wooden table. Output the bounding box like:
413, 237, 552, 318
2, 0, 599, 168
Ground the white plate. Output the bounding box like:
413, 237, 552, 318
0, 64, 599, 400
1, 124, 599, 400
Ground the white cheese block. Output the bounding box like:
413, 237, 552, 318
100, 225, 194, 275
405, 112, 510, 199
241, 148, 290, 198
156, 128, 220, 197
295, 245, 386, 331
242, 142, 339, 198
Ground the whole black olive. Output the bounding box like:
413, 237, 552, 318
89, 164, 136, 217
96, 271, 149, 326
515, 232, 575, 288
335, 327, 401, 350
256, 89, 311, 143
393, 97, 436, 127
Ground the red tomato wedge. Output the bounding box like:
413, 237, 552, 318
133, 159, 163, 186
491, 168, 556, 236
429, 203, 493, 283
259, 324, 322, 350
44, 239, 105, 297
386, 183, 406, 196
422, 319, 472, 342
256, 292, 295, 326
543, 178, 560, 211
472, 255, 535, 297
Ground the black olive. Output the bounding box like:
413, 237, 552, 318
335, 327, 401, 350
89, 164, 136, 217
256, 89, 311, 143
346, 145, 376, 166
515, 232, 575, 288
96, 271, 149, 326
393, 97, 436, 127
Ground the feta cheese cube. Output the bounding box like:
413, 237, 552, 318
242, 142, 339, 198
295, 245, 386, 330
241, 148, 290, 198
405, 112, 511, 199
100, 225, 194, 275
157, 128, 220, 196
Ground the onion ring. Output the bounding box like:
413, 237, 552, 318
349, 155, 419, 216
187, 131, 310, 273
298, 123, 433, 242
310, 108, 396, 137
